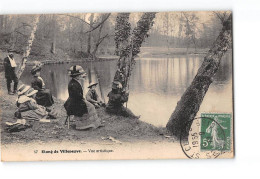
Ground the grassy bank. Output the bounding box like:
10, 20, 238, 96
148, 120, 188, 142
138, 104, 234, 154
0, 72, 174, 145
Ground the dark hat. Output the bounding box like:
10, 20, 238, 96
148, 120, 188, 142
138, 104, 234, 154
68, 65, 86, 77
112, 81, 122, 89
31, 62, 43, 75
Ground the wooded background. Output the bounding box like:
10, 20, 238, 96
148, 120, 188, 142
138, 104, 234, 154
0, 11, 227, 61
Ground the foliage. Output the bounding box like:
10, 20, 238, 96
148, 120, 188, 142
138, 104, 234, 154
114, 12, 156, 89
114, 13, 131, 56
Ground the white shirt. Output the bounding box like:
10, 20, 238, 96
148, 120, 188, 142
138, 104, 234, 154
8, 56, 17, 67
37, 76, 46, 89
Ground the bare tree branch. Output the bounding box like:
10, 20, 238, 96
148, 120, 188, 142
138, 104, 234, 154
97, 34, 109, 46
213, 11, 230, 24
83, 13, 111, 34
59, 14, 91, 26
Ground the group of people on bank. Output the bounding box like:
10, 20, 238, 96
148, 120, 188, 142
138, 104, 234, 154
4, 50, 137, 130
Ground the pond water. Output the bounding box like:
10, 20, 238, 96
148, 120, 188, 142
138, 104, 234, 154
19, 53, 233, 127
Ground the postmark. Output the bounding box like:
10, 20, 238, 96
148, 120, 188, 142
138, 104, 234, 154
180, 113, 232, 159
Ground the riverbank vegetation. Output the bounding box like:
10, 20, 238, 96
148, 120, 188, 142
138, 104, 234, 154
0, 12, 225, 62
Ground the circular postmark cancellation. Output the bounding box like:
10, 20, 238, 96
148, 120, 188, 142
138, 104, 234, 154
180, 113, 232, 159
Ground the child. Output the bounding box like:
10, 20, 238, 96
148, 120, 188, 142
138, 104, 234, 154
86, 82, 105, 108
15, 86, 51, 121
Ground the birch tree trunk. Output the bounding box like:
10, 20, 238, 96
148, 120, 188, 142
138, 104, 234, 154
166, 14, 232, 138
16, 15, 40, 79
86, 13, 94, 56
51, 15, 56, 54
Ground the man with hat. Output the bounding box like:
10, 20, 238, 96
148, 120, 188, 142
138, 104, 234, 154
4, 50, 18, 95
64, 65, 102, 130
86, 82, 105, 108
106, 81, 138, 118
30, 62, 54, 107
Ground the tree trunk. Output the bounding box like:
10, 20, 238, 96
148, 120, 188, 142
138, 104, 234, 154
92, 23, 107, 60
86, 13, 94, 56
166, 14, 232, 138
51, 15, 56, 54
16, 15, 40, 79
113, 12, 156, 90
114, 13, 131, 57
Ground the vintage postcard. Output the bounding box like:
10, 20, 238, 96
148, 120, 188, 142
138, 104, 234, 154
0, 11, 233, 161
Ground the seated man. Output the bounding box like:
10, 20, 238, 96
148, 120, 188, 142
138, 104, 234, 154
106, 81, 139, 118
86, 82, 105, 108
31, 63, 54, 108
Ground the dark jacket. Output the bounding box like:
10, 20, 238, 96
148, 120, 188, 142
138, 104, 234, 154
31, 76, 54, 107
31, 76, 44, 91
4, 56, 16, 79
64, 79, 87, 117
113, 69, 126, 87
106, 89, 128, 113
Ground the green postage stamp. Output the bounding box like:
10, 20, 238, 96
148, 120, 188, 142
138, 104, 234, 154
200, 113, 232, 151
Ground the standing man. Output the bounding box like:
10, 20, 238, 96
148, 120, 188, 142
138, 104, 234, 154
4, 50, 18, 95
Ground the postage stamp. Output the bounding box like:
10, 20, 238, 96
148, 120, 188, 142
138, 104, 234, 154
200, 113, 231, 151
180, 113, 233, 159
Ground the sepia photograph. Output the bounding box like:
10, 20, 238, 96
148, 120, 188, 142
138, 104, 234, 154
0, 11, 233, 161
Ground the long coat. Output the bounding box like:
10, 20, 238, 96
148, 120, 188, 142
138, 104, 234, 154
4, 57, 16, 80
64, 79, 87, 117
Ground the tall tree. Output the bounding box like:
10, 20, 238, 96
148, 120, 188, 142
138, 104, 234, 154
113, 12, 156, 91
178, 12, 199, 52
86, 13, 94, 56
166, 14, 232, 138
50, 14, 57, 54
91, 14, 109, 60
16, 15, 40, 79
114, 13, 131, 58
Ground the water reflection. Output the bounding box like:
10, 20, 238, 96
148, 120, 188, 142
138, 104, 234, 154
20, 53, 232, 126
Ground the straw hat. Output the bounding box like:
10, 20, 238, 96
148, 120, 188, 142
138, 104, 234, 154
88, 82, 98, 88
25, 88, 38, 97
68, 65, 86, 77
17, 84, 31, 96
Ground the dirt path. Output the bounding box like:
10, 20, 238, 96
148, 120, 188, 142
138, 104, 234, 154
0, 72, 175, 145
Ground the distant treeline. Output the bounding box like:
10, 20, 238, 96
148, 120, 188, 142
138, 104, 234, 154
0, 12, 225, 60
